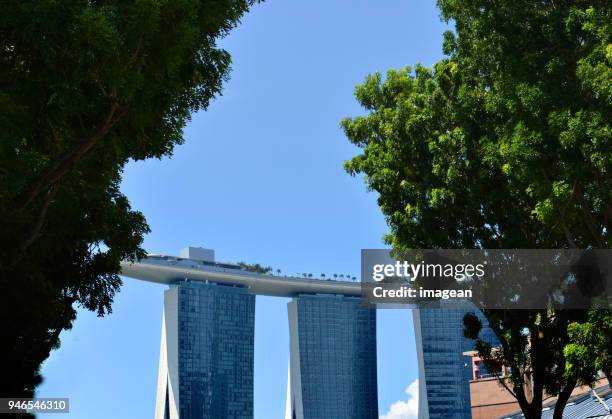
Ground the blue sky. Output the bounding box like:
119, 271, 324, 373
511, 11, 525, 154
38, 1, 449, 418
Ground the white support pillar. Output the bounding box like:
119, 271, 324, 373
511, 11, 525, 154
154, 287, 180, 419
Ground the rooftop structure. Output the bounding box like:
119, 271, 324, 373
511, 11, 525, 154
504, 383, 611, 419
120, 251, 361, 298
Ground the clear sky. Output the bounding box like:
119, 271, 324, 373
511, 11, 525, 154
37, 1, 449, 418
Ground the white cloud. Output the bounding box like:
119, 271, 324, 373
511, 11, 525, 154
380, 379, 419, 419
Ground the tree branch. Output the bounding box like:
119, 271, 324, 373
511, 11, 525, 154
603, 365, 612, 388
8, 186, 59, 269
495, 372, 518, 399
560, 210, 578, 249
15, 101, 124, 210
552, 378, 576, 419
40, 294, 76, 361
573, 184, 604, 247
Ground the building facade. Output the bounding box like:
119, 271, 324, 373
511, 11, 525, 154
123, 249, 379, 419
155, 281, 255, 419
414, 303, 498, 419
286, 294, 378, 419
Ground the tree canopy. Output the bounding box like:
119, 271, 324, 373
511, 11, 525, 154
565, 309, 612, 386
342, 1, 611, 418
0, 0, 257, 396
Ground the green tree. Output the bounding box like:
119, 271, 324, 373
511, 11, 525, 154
342, 1, 611, 418
0, 0, 257, 397
237, 261, 272, 274
565, 309, 612, 387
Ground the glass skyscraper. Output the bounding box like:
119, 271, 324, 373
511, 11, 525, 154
286, 294, 378, 419
414, 303, 498, 419
155, 281, 255, 419
130, 248, 378, 419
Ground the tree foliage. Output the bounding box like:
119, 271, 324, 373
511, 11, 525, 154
0, 0, 256, 396
342, 1, 611, 418
237, 261, 273, 274
565, 309, 612, 386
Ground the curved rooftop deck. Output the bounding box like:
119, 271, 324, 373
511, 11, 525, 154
120, 255, 361, 297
